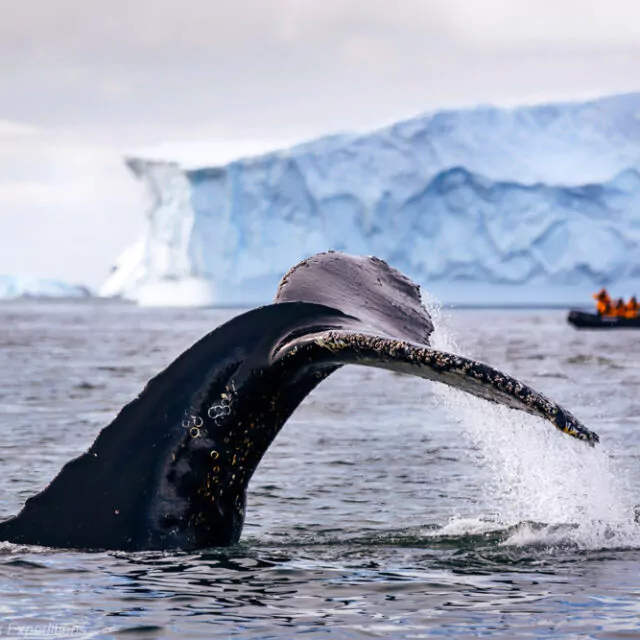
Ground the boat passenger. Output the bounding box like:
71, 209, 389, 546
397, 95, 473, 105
592, 288, 612, 315
613, 298, 627, 317
625, 296, 639, 319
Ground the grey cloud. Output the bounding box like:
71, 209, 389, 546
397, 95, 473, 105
2, 0, 638, 145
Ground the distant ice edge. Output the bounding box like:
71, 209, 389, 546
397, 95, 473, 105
0, 276, 91, 301
101, 93, 640, 307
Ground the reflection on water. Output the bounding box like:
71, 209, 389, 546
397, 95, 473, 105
1, 302, 640, 638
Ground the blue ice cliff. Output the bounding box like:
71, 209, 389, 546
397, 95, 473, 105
101, 93, 640, 306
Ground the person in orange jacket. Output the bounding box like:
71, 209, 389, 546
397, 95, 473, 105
593, 288, 612, 315
625, 296, 639, 319
612, 298, 627, 317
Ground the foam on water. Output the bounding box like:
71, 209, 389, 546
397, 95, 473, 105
425, 298, 640, 550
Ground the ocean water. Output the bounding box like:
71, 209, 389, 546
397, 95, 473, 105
1, 301, 640, 639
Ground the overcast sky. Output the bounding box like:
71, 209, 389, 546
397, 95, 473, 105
1, 0, 639, 287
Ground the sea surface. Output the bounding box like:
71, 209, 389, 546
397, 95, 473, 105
1, 301, 640, 639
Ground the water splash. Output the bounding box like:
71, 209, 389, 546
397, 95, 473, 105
425, 298, 640, 550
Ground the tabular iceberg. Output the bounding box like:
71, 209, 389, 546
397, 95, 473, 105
0, 276, 91, 300
101, 93, 640, 306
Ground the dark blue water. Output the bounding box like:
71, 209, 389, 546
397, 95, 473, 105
1, 302, 640, 639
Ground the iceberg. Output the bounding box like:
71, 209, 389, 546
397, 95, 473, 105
0, 275, 91, 300
102, 93, 640, 306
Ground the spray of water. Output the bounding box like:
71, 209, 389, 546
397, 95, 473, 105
425, 297, 640, 550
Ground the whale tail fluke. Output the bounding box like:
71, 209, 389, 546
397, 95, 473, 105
273, 252, 597, 444
0, 252, 597, 552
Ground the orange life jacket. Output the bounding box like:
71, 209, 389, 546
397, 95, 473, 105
625, 297, 639, 319
593, 289, 612, 315
613, 300, 627, 317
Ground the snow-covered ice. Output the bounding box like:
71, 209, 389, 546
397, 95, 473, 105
102, 93, 640, 306
0, 275, 91, 300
